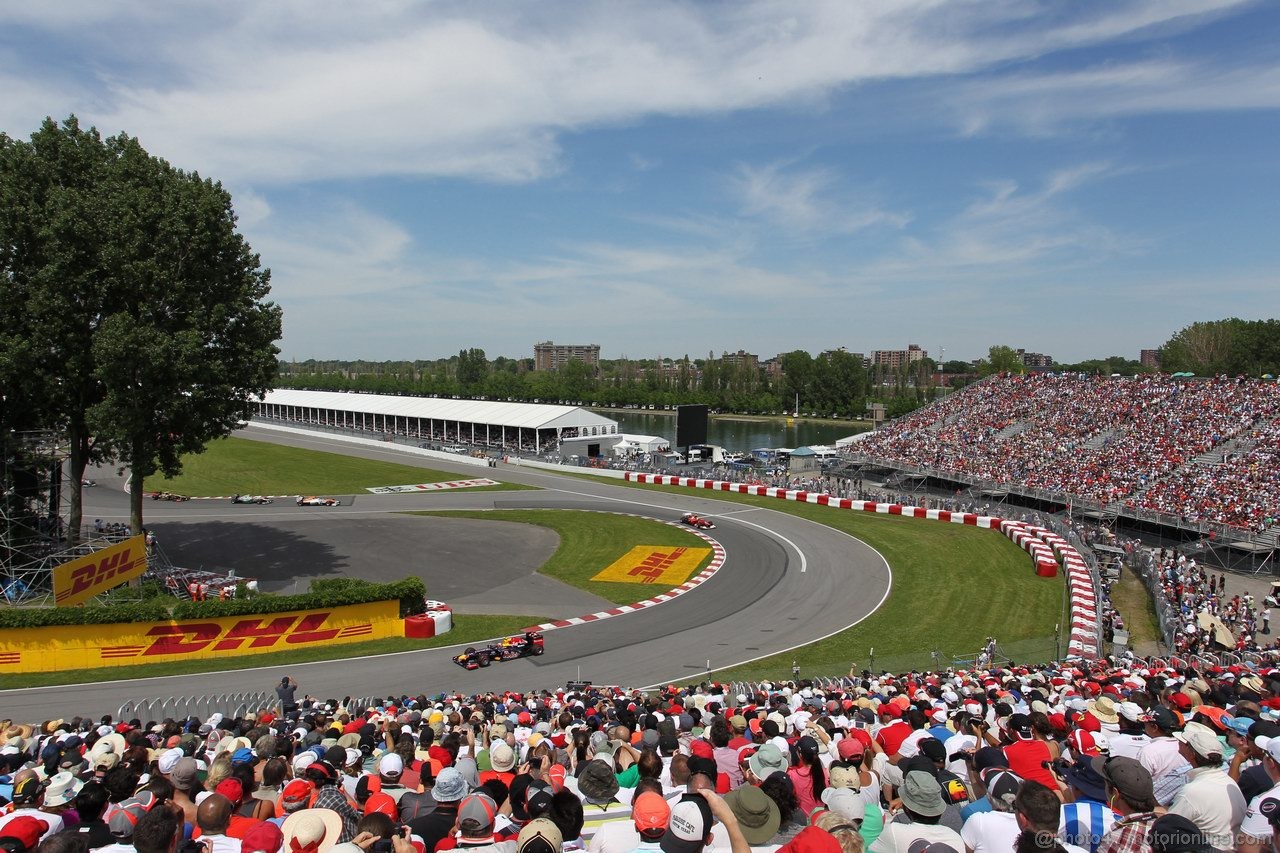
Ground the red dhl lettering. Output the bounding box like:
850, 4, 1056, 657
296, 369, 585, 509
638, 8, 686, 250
60, 548, 135, 601
141, 612, 343, 656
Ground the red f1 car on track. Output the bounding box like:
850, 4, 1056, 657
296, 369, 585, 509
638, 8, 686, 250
680, 512, 716, 530
296, 496, 340, 506
453, 632, 545, 669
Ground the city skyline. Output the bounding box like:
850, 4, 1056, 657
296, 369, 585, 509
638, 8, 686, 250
3, 2, 1279, 363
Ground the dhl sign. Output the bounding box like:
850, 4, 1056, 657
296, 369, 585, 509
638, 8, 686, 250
0, 600, 402, 674
53, 536, 148, 606
591, 545, 711, 586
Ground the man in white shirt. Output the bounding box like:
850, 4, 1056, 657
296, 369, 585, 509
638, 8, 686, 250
960, 770, 1023, 853
1238, 735, 1280, 853
1137, 706, 1188, 807
870, 771, 963, 853
1107, 703, 1151, 759
1168, 722, 1246, 853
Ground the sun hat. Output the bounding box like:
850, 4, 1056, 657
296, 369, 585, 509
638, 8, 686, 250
723, 785, 781, 845
43, 771, 84, 807
432, 767, 468, 802
577, 759, 620, 802
748, 742, 787, 779
1088, 697, 1120, 725
280, 809, 343, 853
899, 770, 946, 817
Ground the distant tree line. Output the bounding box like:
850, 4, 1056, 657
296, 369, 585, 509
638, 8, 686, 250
276, 349, 946, 418
1158, 319, 1280, 376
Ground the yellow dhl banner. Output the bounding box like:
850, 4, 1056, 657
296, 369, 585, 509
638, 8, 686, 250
53, 535, 148, 606
0, 600, 402, 674
591, 545, 710, 585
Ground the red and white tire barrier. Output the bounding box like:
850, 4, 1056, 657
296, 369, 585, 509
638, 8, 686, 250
404, 600, 453, 638
525, 513, 727, 634
624, 473, 1102, 659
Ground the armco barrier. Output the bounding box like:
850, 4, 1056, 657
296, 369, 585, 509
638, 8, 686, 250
0, 600, 403, 674
624, 472, 1103, 659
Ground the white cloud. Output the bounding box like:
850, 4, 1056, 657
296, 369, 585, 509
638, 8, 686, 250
733, 162, 909, 235
0, 1, 1260, 185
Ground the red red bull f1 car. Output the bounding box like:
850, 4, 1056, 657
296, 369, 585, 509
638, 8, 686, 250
453, 632, 545, 669
680, 512, 716, 530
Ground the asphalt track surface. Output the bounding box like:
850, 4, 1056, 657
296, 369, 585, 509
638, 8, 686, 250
2, 427, 892, 719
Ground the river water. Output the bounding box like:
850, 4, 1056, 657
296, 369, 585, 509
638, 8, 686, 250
594, 410, 866, 453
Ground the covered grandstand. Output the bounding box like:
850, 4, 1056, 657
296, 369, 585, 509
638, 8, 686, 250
253, 389, 620, 453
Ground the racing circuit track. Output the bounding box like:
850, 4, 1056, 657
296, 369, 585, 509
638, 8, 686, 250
1, 427, 892, 719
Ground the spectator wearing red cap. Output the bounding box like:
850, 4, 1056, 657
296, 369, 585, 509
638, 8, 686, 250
1000, 715, 1055, 790
873, 705, 911, 759
0, 816, 49, 853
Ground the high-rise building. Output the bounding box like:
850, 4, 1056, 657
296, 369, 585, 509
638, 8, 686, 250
720, 350, 759, 369
1140, 349, 1161, 369
871, 344, 927, 368
1016, 349, 1054, 368
533, 341, 601, 372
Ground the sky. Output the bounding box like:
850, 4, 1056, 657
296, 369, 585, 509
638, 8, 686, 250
3, 1, 1279, 364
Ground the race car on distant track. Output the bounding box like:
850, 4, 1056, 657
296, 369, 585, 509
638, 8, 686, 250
453, 632, 545, 669
296, 496, 340, 506
147, 491, 190, 502
231, 494, 273, 505
680, 512, 716, 530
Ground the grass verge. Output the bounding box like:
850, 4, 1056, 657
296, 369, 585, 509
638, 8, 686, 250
145, 436, 533, 496
547, 475, 1066, 679
0, 614, 543, 690
416, 510, 714, 605
1108, 568, 1163, 653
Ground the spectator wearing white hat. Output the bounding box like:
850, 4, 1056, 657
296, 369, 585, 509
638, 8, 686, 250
1106, 704, 1150, 760
1238, 735, 1280, 853
1168, 722, 1245, 852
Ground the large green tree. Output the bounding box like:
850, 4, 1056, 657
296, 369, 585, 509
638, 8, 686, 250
0, 116, 281, 536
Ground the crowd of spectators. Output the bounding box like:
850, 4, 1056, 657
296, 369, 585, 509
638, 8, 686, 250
7, 662, 1280, 853
854, 374, 1280, 532
1133, 416, 1280, 533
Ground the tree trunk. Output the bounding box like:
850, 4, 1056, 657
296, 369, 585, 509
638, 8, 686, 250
65, 426, 90, 545
129, 468, 144, 535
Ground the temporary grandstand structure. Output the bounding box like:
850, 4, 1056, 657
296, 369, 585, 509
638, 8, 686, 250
254, 389, 620, 453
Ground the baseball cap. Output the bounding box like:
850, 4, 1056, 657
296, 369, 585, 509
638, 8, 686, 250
661, 794, 713, 853
280, 779, 314, 812
1174, 722, 1223, 759
171, 756, 200, 791
377, 753, 403, 777
632, 792, 672, 839
1147, 813, 1213, 853
981, 769, 1023, 811
240, 820, 284, 853
1094, 756, 1154, 803
516, 818, 563, 853
458, 792, 498, 834
820, 786, 865, 822
1067, 729, 1100, 758
1141, 706, 1177, 732
0, 816, 49, 851
835, 738, 865, 761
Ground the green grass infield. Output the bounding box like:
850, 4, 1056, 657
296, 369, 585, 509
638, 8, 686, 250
144, 436, 533, 496
559, 475, 1067, 680
415, 509, 715, 605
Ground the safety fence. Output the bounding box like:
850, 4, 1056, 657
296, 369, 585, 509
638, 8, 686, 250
117, 692, 388, 723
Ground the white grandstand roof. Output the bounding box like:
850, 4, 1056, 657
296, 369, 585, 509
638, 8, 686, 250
262, 389, 618, 431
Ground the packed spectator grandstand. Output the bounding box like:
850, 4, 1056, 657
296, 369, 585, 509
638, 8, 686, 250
853, 373, 1280, 534
4, 652, 1280, 853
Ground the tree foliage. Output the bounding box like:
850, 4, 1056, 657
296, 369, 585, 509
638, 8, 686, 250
0, 116, 281, 535
1160, 318, 1280, 376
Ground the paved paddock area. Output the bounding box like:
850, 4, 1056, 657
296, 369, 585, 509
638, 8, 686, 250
151, 514, 612, 618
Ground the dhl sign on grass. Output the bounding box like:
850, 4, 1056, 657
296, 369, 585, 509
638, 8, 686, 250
0, 600, 402, 674
591, 546, 710, 586
53, 535, 148, 606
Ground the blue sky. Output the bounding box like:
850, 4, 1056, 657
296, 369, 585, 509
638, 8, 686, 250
3, 1, 1279, 363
